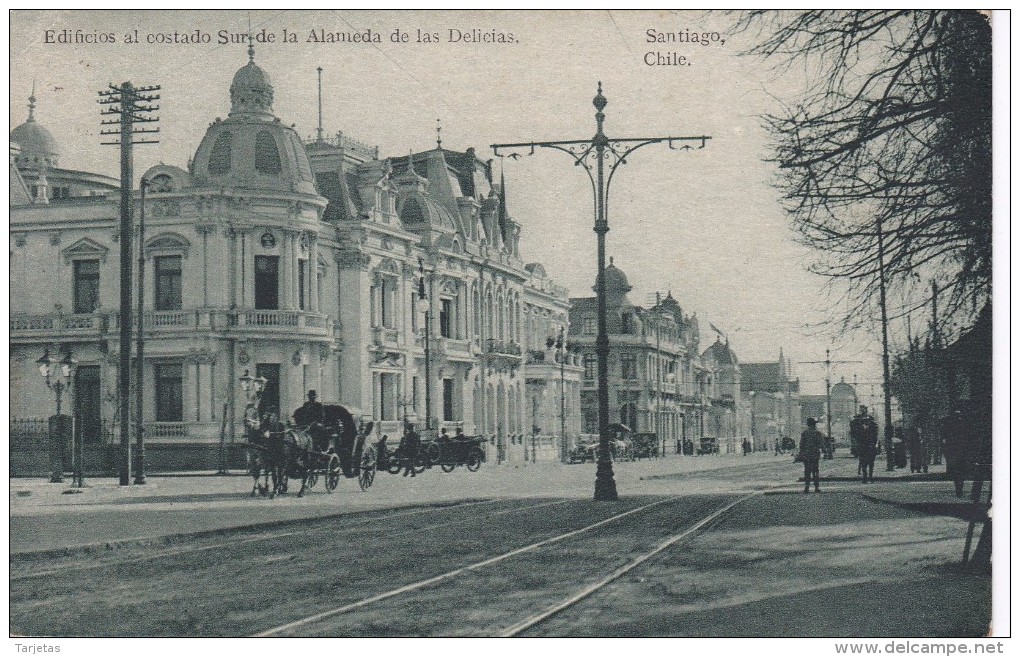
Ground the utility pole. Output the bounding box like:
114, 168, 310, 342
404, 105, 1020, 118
134, 178, 149, 484
876, 215, 895, 471
800, 349, 861, 457
493, 83, 710, 500
99, 82, 160, 486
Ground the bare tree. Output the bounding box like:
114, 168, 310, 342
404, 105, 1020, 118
735, 11, 992, 337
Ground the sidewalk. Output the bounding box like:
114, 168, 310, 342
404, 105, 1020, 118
9, 452, 788, 554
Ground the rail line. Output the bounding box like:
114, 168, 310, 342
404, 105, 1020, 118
11, 497, 521, 582
497, 488, 772, 636
252, 495, 683, 637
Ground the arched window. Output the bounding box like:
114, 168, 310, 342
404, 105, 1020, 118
254, 131, 283, 174
208, 131, 233, 174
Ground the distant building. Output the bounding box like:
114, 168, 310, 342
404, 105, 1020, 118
830, 378, 858, 445
568, 258, 705, 454
740, 352, 800, 452
701, 338, 742, 454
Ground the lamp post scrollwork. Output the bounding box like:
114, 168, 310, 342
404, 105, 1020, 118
38, 347, 79, 486
493, 83, 710, 500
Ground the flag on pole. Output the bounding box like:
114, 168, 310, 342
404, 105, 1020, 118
709, 321, 725, 338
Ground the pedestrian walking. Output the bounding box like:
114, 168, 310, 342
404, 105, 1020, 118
850, 405, 879, 483
798, 418, 823, 493
400, 421, 421, 477
906, 425, 925, 473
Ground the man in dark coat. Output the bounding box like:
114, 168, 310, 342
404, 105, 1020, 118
850, 405, 879, 483
294, 390, 327, 451
799, 417, 824, 493
942, 409, 969, 497
400, 421, 421, 477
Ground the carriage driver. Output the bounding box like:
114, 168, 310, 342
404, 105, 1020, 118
294, 390, 328, 451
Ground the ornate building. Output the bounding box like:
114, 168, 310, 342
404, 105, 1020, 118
9, 48, 570, 471
568, 259, 705, 455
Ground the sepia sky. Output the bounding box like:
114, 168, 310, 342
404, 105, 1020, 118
9, 9, 911, 398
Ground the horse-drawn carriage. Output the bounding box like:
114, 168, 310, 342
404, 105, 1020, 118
245, 403, 376, 497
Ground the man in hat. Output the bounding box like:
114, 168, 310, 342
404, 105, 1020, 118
294, 390, 326, 451
798, 417, 824, 493
850, 405, 879, 483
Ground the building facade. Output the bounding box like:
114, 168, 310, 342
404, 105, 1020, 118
9, 49, 573, 471
740, 353, 800, 452
568, 259, 706, 455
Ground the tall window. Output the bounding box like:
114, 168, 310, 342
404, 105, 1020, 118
73, 259, 100, 314
620, 313, 633, 334
298, 259, 307, 311
255, 256, 279, 310
583, 353, 597, 380
379, 373, 396, 421
583, 316, 596, 335
443, 378, 455, 422
155, 363, 184, 422
620, 402, 637, 430
381, 278, 395, 329
154, 256, 182, 311
621, 353, 637, 380
440, 298, 453, 338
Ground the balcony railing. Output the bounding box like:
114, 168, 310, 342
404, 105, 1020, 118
10, 313, 105, 333
485, 339, 522, 357
145, 422, 188, 438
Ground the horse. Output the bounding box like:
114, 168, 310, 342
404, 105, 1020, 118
247, 411, 289, 498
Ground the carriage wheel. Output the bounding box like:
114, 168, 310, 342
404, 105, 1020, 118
325, 454, 342, 493
466, 447, 483, 472
359, 449, 377, 491
441, 463, 456, 473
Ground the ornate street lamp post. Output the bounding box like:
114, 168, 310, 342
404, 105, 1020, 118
494, 84, 710, 500
548, 326, 580, 464
417, 258, 433, 431
38, 348, 78, 485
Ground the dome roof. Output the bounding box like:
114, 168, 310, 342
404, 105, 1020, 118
594, 257, 632, 293
10, 93, 59, 168
190, 49, 317, 196
229, 48, 274, 118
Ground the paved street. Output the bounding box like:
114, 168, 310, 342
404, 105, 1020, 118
10, 453, 992, 637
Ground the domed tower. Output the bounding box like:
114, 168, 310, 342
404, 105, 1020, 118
190, 45, 318, 196
594, 256, 633, 305
10, 88, 59, 170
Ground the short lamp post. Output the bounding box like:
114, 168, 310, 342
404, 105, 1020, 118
38, 348, 78, 485
231, 369, 268, 473
548, 327, 581, 464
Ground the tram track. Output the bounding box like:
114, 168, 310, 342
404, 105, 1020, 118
252, 494, 685, 637
10, 497, 520, 582
255, 484, 792, 637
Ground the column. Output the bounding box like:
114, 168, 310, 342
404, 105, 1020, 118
308, 233, 319, 313
280, 231, 293, 310
292, 232, 301, 311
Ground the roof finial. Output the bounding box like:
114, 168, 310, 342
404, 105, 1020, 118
316, 66, 324, 142
609, 256, 614, 266
407, 149, 417, 174
28, 79, 36, 121
247, 15, 255, 62
436, 118, 442, 149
